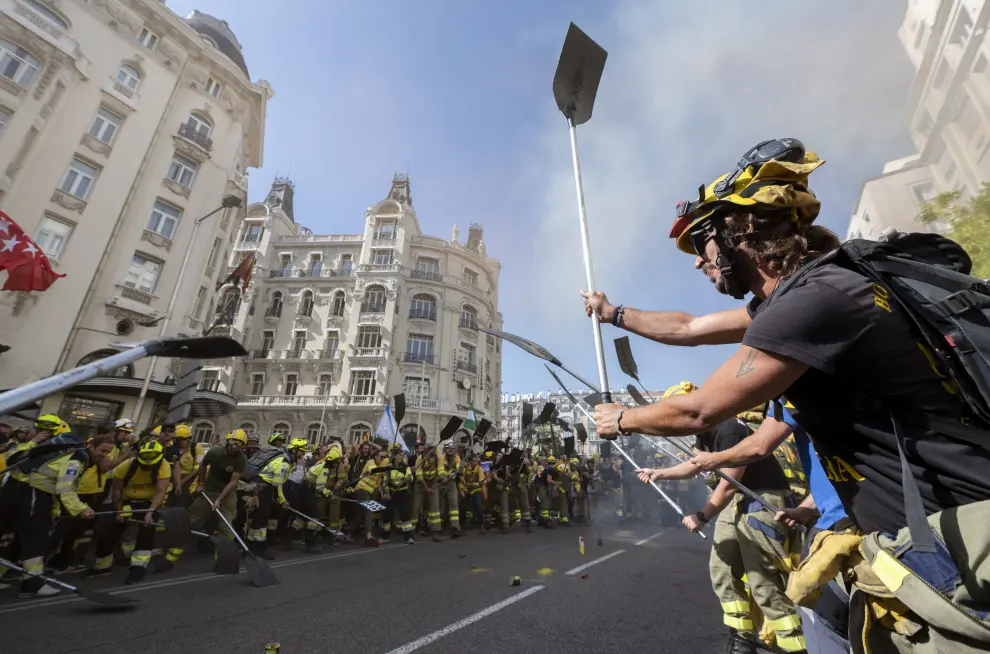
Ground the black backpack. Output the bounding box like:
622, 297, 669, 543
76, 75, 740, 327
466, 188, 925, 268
3, 433, 86, 476
776, 230, 990, 550
242, 445, 284, 482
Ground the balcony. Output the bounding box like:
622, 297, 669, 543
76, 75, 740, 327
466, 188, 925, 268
400, 352, 435, 365
269, 268, 295, 278
348, 395, 379, 405
411, 270, 443, 283
373, 233, 397, 245
459, 316, 479, 331
264, 306, 281, 322
360, 303, 386, 315
281, 348, 309, 361
296, 306, 314, 323
358, 263, 402, 274
277, 233, 363, 244
177, 122, 213, 152
317, 349, 343, 361
239, 395, 335, 408
408, 307, 436, 321
248, 349, 274, 360
351, 346, 388, 358
455, 360, 478, 374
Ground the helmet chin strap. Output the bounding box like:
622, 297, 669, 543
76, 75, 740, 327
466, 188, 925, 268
712, 230, 748, 300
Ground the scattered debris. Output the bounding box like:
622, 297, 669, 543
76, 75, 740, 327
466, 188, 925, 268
536, 567, 554, 576
471, 564, 477, 570
510, 576, 521, 586
579, 536, 585, 555
458, 553, 466, 559
580, 573, 588, 580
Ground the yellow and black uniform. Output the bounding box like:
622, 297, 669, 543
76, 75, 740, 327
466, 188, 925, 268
0, 448, 91, 595
438, 447, 462, 534
412, 452, 442, 539
381, 452, 414, 542
319, 446, 348, 536
246, 447, 290, 556
298, 448, 332, 551
535, 459, 554, 526
166, 431, 205, 507
91, 442, 171, 584
459, 460, 485, 529
509, 458, 533, 529
554, 460, 571, 525
352, 456, 386, 540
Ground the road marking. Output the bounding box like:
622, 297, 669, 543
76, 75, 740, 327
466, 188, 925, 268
565, 549, 626, 575
635, 531, 664, 546
0, 544, 405, 615
384, 585, 545, 654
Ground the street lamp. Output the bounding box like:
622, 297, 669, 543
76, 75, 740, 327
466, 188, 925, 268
131, 194, 243, 422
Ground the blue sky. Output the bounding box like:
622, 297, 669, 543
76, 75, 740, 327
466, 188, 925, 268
169, 1, 916, 398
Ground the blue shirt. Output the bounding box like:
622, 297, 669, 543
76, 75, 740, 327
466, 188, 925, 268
768, 403, 848, 530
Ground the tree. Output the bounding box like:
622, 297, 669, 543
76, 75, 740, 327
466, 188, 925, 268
918, 183, 990, 278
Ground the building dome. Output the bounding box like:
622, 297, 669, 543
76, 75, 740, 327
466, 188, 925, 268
184, 10, 250, 78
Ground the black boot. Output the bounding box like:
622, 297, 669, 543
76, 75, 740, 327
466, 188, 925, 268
524, 521, 532, 533
726, 632, 759, 654
304, 531, 322, 554
125, 566, 146, 585
250, 540, 275, 561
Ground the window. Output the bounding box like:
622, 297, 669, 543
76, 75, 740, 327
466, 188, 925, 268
88, 107, 122, 145
186, 113, 212, 138
60, 158, 99, 199
913, 182, 937, 204
243, 224, 263, 243
350, 371, 376, 397
124, 253, 162, 293
0, 106, 10, 135
416, 258, 438, 274
215, 287, 239, 324
0, 40, 39, 87
308, 254, 322, 276
299, 290, 314, 316
347, 423, 371, 445
34, 215, 73, 261
362, 285, 386, 312
404, 377, 431, 399
147, 200, 181, 239
250, 373, 265, 396
205, 77, 221, 98
340, 254, 353, 275
206, 238, 221, 270
318, 373, 333, 395
23, 0, 68, 29
460, 305, 478, 330
116, 64, 141, 91
273, 422, 291, 437
372, 249, 394, 265
136, 27, 159, 50
167, 152, 199, 188
463, 268, 479, 286
357, 326, 382, 349
306, 423, 325, 442
406, 334, 434, 363
76, 349, 133, 378
291, 331, 306, 357
375, 221, 396, 240
331, 290, 345, 316
260, 330, 274, 356
58, 396, 122, 439
267, 291, 283, 317
284, 373, 299, 396
410, 294, 436, 320
191, 285, 207, 318
462, 343, 477, 365
279, 253, 292, 273
199, 369, 220, 392
325, 331, 339, 355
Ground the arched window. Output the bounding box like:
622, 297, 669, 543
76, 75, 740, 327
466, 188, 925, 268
23, 0, 69, 30
399, 423, 426, 447
272, 422, 291, 437
460, 304, 478, 330
192, 421, 214, 443
331, 290, 345, 317
77, 349, 133, 378
409, 293, 436, 321
0, 40, 39, 87
186, 112, 212, 137
115, 64, 141, 91
362, 285, 386, 313
267, 290, 283, 317
347, 423, 371, 446
299, 290, 314, 317
306, 422, 325, 443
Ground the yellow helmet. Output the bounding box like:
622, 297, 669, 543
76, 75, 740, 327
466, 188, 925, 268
269, 433, 286, 445
35, 414, 70, 434
151, 426, 162, 435
326, 448, 342, 462
737, 406, 766, 424
547, 456, 557, 464
662, 381, 698, 400
569, 458, 579, 465
173, 424, 192, 439
226, 429, 248, 446
287, 437, 308, 451
137, 440, 164, 465
669, 139, 825, 255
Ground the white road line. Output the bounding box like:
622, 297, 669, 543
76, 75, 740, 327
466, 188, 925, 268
0, 544, 405, 615
565, 549, 626, 575
383, 585, 545, 654
635, 531, 664, 546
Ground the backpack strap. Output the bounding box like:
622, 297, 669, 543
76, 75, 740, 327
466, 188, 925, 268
889, 412, 937, 553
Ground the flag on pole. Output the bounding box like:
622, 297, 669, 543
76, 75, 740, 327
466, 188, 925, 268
376, 403, 407, 453
464, 407, 477, 432
216, 252, 255, 294
0, 211, 65, 292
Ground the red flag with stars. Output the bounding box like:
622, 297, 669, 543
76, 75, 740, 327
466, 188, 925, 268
0, 211, 65, 292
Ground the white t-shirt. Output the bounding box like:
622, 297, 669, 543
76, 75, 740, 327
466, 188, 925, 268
288, 459, 307, 484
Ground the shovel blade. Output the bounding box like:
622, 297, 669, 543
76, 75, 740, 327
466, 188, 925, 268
76, 587, 140, 607
553, 23, 608, 125
360, 500, 387, 512
244, 554, 280, 587
211, 536, 241, 575
626, 385, 649, 407
613, 336, 639, 379
144, 336, 248, 359
158, 507, 191, 551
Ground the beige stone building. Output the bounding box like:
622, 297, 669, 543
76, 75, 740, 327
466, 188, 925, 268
204, 175, 503, 447
848, 0, 990, 238
0, 0, 271, 436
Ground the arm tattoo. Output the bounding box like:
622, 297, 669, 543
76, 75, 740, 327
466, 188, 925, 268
736, 348, 757, 378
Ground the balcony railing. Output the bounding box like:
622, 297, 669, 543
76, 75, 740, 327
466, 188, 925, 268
455, 360, 478, 374
198, 379, 221, 392
408, 307, 436, 321
406, 397, 438, 409
265, 306, 281, 319
319, 348, 343, 360
177, 122, 213, 152
249, 349, 273, 360
373, 233, 397, 243
239, 395, 335, 408
411, 270, 443, 283
351, 347, 387, 358
277, 234, 363, 244
283, 348, 308, 360
358, 263, 402, 274
401, 352, 435, 365
269, 269, 295, 278
118, 284, 153, 305
349, 395, 377, 405
459, 316, 479, 331
360, 303, 386, 314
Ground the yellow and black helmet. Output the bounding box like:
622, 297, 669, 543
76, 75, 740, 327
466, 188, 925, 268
287, 437, 308, 451
662, 381, 698, 400
34, 414, 70, 435
669, 139, 825, 255
269, 433, 286, 445
137, 440, 165, 466
172, 424, 192, 439
226, 429, 248, 446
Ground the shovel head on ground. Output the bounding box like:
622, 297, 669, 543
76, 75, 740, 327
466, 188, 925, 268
0, 556, 137, 607
157, 507, 191, 551
211, 536, 241, 575
243, 554, 279, 587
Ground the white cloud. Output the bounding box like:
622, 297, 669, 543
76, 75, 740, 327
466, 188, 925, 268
499, 1, 915, 393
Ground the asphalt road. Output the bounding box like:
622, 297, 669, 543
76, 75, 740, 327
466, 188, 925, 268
0, 519, 724, 653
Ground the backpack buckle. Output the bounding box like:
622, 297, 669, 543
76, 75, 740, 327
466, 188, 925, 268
942, 290, 981, 316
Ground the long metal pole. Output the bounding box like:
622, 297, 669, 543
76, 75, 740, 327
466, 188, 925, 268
567, 117, 610, 402
317, 371, 332, 445
415, 356, 425, 444
131, 204, 229, 422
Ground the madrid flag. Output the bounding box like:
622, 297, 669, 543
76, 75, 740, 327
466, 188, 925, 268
0, 211, 65, 292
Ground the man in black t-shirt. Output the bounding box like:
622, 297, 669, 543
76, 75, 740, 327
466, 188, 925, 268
640, 382, 802, 654
582, 138, 990, 652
